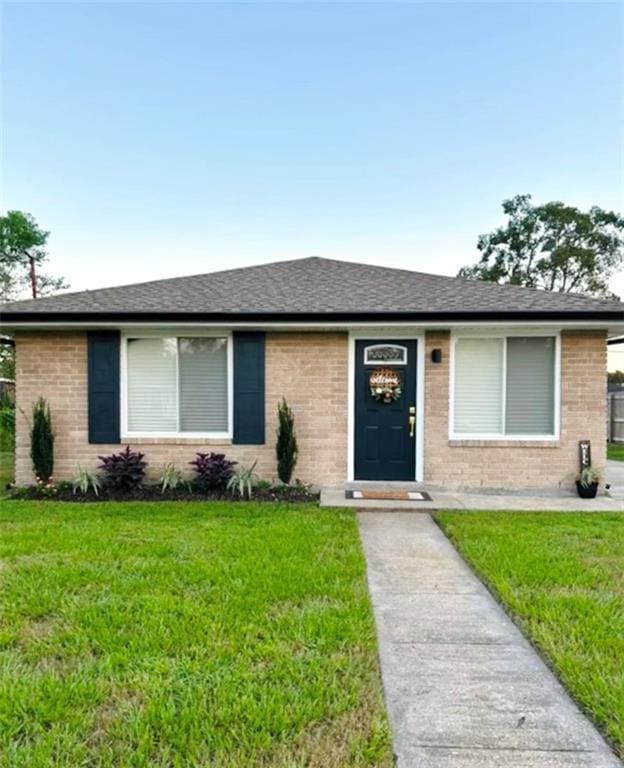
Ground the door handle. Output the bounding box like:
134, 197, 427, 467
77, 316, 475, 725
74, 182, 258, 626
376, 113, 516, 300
409, 414, 415, 438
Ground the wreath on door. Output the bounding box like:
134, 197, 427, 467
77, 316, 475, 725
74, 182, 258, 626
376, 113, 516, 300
369, 368, 402, 403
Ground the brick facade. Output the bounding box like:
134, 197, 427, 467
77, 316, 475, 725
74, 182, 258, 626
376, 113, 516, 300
14, 332, 348, 486
14, 328, 607, 491
423, 330, 607, 490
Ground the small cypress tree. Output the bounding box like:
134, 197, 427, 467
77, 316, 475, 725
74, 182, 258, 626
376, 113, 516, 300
30, 397, 54, 482
276, 398, 298, 485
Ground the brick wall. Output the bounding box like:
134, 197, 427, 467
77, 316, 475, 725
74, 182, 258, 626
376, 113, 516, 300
424, 330, 607, 490
14, 328, 607, 491
14, 332, 348, 486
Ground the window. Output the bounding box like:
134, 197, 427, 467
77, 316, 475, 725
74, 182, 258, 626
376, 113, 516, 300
505, 337, 556, 435
364, 344, 407, 365
452, 336, 557, 438
454, 338, 504, 434
125, 336, 229, 435
127, 337, 178, 432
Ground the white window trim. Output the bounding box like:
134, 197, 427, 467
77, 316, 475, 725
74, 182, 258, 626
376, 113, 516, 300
348, 331, 425, 482
449, 329, 561, 441
363, 343, 408, 365
120, 331, 233, 440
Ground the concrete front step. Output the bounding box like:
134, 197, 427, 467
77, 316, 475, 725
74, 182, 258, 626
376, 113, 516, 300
320, 485, 624, 511
343, 481, 428, 491
321, 486, 442, 510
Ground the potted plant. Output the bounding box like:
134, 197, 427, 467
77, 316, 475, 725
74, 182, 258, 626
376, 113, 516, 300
576, 466, 602, 499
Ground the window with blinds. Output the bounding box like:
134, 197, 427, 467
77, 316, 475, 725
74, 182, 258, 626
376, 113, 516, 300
506, 337, 555, 435
127, 338, 178, 432
179, 338, 228, 432
454, 338, 504, 434
453, 336, 556, 437
126, 336, 229, 434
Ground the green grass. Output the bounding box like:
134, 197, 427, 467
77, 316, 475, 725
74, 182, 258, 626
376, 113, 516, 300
607, 442, 624, 461
435, 511, 624, 757
0, 450, 14, 495
0, 501, 391, 768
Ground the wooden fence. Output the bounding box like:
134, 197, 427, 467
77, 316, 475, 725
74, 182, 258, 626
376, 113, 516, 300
608, 392, 624, 443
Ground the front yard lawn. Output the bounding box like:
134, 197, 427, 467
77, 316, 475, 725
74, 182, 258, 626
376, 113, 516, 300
436, 511, 624, 758
0, 501, 391, 767
608, 442, 624, 461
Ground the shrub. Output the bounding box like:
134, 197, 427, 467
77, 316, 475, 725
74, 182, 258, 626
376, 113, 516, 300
30, 398, 54, 483
159, 463, 189, 493
276, 399, 298, 484
72, 466, 102, 496
227, 461, 258, 499
0, 393, 15, 452
579, 466, 602, 487
9, 484, 30, 499
190, 452, 236, 490
34, 478, 59, 497
98, 446, 147, 490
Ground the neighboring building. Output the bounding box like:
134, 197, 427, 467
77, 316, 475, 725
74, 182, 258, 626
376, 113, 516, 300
2, 257, 623, 491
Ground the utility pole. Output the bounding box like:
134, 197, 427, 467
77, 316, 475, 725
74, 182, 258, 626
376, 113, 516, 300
28, 254, 38, 298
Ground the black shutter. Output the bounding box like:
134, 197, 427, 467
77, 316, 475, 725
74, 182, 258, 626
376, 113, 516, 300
233, 332, 265, 444
87, 331, 121, 444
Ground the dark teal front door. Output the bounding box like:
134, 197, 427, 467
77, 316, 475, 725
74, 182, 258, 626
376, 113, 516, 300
354, 339, 417, 481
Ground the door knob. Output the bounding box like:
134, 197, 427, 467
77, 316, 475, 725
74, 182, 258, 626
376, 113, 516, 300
409, 414, 415, 437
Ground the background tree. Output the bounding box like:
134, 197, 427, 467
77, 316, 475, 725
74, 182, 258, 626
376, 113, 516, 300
0, 342, 15, 380
0, 210, 68, 301
0, 211, 68, 458
458, 195, 624, 298
609, 370, 624, 389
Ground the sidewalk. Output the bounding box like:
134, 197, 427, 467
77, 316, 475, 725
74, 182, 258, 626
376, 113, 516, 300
607, 460, 624, 501
358, 512, 621, 767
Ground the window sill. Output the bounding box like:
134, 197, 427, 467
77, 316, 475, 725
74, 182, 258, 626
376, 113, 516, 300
122, 436, 233, 446
448, 439, 560, 449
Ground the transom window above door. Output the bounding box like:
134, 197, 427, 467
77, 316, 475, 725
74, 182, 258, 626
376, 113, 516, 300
364, 344, 407, 365
123, 336, 230, 436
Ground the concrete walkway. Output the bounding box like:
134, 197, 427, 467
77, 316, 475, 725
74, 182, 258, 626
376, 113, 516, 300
607, 460, 624, 501
359, 512, 621, 767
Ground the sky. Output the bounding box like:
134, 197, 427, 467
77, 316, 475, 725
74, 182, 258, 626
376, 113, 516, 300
1, 2, 623, 363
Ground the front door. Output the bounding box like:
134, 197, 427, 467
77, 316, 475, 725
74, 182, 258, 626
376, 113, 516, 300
354, 339, 417, 481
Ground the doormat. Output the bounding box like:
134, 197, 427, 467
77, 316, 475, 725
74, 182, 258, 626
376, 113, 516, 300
346, 490, 432, 501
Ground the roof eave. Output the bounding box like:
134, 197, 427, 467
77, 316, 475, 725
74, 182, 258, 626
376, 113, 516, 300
2, 309, 623, 324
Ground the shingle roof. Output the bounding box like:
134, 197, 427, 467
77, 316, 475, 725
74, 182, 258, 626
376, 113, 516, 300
1, 256, 623, 320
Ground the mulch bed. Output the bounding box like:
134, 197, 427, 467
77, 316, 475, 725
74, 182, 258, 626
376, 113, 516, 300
8, 485, 320, 504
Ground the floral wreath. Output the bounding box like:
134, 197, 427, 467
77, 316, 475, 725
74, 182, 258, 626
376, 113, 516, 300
369, 367, 402, 403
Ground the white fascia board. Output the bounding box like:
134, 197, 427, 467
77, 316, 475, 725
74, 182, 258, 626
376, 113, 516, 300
4, 319, 624, 338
